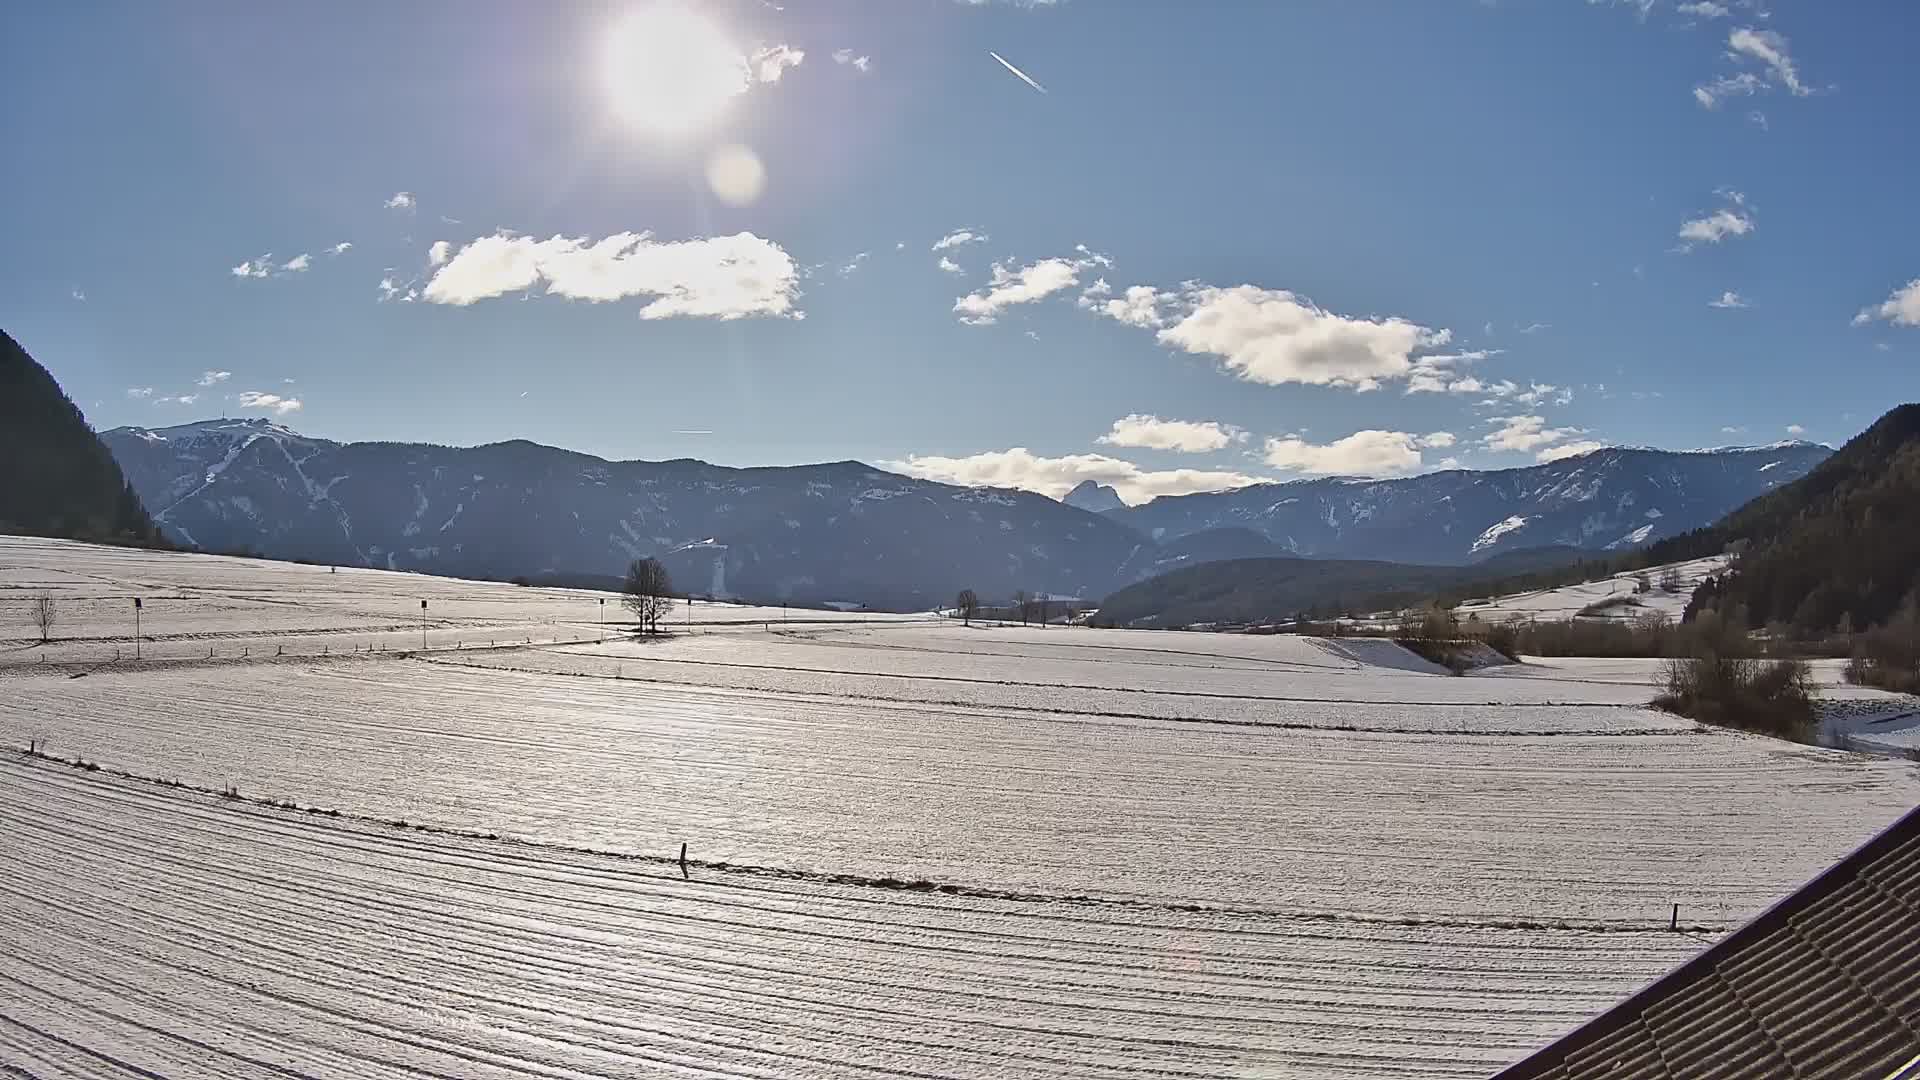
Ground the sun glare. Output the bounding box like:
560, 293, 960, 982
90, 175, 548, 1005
602, 3, 747, 135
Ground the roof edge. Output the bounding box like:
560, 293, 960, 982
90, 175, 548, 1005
1490, 800, 1920, 1078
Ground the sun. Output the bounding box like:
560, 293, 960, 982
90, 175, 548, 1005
602, 3, 747, 136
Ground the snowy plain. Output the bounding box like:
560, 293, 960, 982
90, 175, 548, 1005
4, 536, 1919, 1079
1451, 555, 1730, 625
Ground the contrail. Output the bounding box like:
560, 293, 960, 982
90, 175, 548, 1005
988, 50, 1048, 94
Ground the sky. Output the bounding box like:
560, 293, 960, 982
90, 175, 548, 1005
3, 0, 1915, 504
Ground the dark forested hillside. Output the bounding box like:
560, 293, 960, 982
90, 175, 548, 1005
0, 331, 165, 545
1092, 557, 1469, 628
1670, 404, 1920, 633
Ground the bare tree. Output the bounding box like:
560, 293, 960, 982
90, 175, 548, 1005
1012, 590, 1029, 626
956, 589, 979, 626
31, 596, 56, 644
622, 558, 675, 635
1659, 566, 1684, 594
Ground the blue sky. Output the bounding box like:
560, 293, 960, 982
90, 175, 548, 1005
4, 0, 1915, 503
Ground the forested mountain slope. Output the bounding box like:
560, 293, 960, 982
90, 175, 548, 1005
0, 331, 164, 546
1664, 404, 1920, 632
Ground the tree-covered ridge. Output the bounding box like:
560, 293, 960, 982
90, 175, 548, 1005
1677, 404, 1920, 634
0, 330, 167, 546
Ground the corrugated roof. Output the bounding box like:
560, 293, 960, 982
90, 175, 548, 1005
1493, 804, 1920, 1079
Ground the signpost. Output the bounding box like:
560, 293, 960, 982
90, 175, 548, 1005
420, 599, 427, 651
133, 596, 142, 659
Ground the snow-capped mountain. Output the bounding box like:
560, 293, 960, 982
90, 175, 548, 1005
101, 421, 1832, 606
1105, 443, 1832, 565
103, 419, 1143, 609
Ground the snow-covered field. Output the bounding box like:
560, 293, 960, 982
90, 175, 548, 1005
3, 536, 1919, 1078
1454, 555, 1730, 625
0, 536, 926, 666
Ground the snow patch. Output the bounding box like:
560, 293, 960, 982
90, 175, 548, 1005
1471, 515, 1530, 554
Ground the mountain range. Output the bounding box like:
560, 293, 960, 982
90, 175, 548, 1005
99, 417, 1829, 610
1105, 442, 1830, 565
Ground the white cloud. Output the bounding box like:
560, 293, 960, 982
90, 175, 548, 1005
1853, 279, 1920, 328
932, 229, 987, 251
936, 256, 964, 275
157, 393, 201, 406
1261, 430, 1449, 477
1786, 423, 1807, 436
1677, 1, 1729, 15
197, 370, 231, 387
384, 191, 416, 210
953, 257, 1082, 325
879, 447, 1260, 504
1072, 243, 1113, 269
1693, 72, 1763, 109
1405, 350, 1499, 395
422, 230, 800, 320
1154, 285, 1449, 390
330, 241, 353, 255
1676, 192, 1754, 249
233, 252, 317, 279
1512, 382, 1572, 407
1695, 27, 1812, 107
125, 386, 154, 399
1517, 321, 1550, 335
1709, 290, 1751, 309
839, 252, 869, 276
831, 48, 871, 71
428, 240, 451, 266
1482, 414, 1586, 453
1747, 109, 1768, 130
236, 391, 302, 415
1537, 440, 1608, 463
1728, 27, 1807, 96
69, 289, 84, 301
377, 276, 420, 303
750, 44, 804, 83
1079, 284, 1167, 329
1585, 0, 1657, 19
1096, 414, 1246, 453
